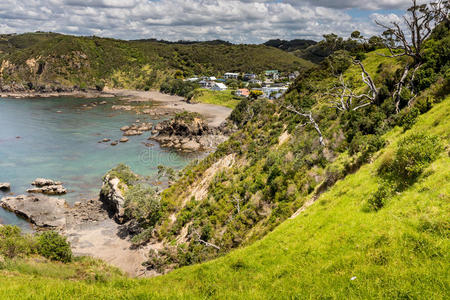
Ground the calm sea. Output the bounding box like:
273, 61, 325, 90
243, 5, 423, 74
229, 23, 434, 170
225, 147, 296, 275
0, 96, 195, 227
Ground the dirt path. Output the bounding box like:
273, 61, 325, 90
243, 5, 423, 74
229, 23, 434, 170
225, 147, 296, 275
107, 89, 233, 127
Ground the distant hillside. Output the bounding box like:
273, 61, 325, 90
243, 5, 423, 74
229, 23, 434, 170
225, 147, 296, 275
263, 39, 317, 51
0, 32, 314, 92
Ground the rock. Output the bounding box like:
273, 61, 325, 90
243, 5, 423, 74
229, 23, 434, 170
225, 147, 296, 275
111, 141, 118, 146
143, 142, 154, 147
151, 130, 158, 134
0, 183, 10, 191
182, 140, 201, 151
32, 178, 62, 187
102, 138, 111, 142
0, 194, 67, 228
120, 137, 129, 143
99, 101, 107, 105
27, 184, 67, 195
120, 126, 130, 131
123, 130, 142, 136
100, 175, 127, 223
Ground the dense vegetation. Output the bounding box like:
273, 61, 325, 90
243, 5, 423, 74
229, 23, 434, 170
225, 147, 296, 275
0, 32, 313, 91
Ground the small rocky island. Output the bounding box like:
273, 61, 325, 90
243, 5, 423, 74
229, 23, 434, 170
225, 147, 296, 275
150, 112, 230, 152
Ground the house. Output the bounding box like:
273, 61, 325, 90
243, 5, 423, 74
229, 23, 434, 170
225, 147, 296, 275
248, 79, 262, 85
185, 77, 199, 82
288, 71, 300, 81
262, 86, 289, 99
235, 88, 250, 97
224, 72, 239, 80
211, 82, 228, 91
243, 73, 257, 81
265, 70, 279, 80
199, 80, 214, 88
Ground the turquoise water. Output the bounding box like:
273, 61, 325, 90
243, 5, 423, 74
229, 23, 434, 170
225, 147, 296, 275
0, 97, 195, 227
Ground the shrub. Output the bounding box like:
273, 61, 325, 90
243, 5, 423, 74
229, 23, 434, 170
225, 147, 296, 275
378, 133, 443, 188
125, 185, 161, 227
397, 106, 420, 131
105, 164, 138, 186
366, 183, 393, 212
0, 225, 36, 259
37, 231, 72, 263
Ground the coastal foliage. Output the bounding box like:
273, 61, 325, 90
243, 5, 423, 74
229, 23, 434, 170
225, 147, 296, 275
37, 231, 72, 263
0, 226, 71, 263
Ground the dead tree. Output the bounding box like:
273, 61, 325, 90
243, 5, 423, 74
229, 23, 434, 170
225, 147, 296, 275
232, 195, 241, 214
282, 105, 325, 147
191, 229, 220, 250
325, 60, 378, 112
375, 0, 449, 113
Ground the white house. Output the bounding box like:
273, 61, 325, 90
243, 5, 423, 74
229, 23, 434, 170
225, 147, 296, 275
224, 72, 239, 80
211, 82, 228, 91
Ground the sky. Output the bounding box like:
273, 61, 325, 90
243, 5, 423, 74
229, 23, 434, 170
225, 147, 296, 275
0, 0, 420, 43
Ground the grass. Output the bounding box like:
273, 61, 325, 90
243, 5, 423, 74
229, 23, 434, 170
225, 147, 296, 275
0, 96, 448, 299
191, 88, 242, 109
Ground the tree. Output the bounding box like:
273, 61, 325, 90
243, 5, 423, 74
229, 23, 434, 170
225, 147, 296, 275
281, 104, 325, 146
325, 60, 378, 112
375, 0, 449, 113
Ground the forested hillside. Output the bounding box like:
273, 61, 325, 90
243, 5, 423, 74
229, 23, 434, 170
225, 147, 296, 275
0, 32, 313, 92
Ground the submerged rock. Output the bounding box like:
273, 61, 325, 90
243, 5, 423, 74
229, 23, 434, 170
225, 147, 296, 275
0, 183, 10, 191
0, 194, 67, 228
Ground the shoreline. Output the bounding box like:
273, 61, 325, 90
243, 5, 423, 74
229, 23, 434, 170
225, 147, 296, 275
0, 88, 232, 128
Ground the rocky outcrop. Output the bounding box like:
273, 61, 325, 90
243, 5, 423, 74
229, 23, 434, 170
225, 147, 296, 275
122, 122, 153, 136
0, 194, 67, 228
151, 114, 228, 152
100, 175, 128, 224
32, 178, 62, 187
28, 178, 67, 195
0, 183, 10, 191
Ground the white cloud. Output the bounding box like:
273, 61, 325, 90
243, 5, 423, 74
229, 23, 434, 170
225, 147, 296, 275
0, 0, 410, 43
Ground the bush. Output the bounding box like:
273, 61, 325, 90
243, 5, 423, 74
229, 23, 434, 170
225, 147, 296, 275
397, 107, 420, 131
378, 133, 443, 188
37, 231, 72, 263
0, 226, 36, 259
105, 164, 138, 186
125, 185, 161, 227
366, 183, 393, 212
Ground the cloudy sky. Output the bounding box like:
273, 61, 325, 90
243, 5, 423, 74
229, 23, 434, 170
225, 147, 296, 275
0, 0, 417, 43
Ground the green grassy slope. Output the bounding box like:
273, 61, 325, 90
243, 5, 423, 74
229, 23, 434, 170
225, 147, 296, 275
190, 89, 241, 109
1, 96, 448, 299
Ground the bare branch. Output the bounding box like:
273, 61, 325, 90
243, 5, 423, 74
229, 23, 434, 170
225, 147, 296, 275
283, 105, 325, 146
324, 60, 378, 112
192, 229, 220, 250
